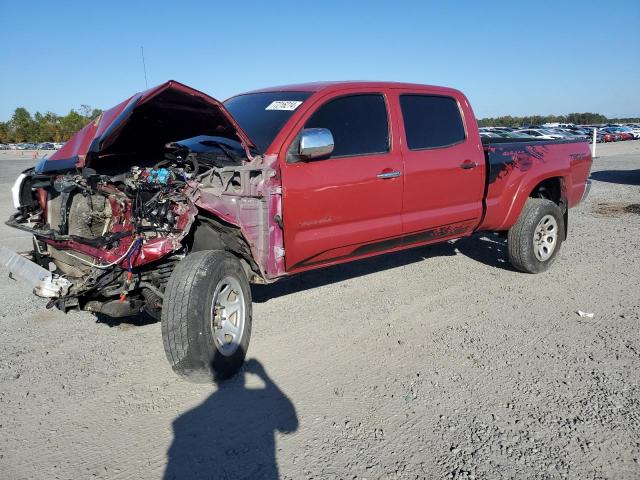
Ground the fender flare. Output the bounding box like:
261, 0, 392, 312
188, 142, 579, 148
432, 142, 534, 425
500, 174, 569, 231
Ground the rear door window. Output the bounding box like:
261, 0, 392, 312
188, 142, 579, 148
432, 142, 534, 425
400, 95, 465, 150
304, 94, 389, 158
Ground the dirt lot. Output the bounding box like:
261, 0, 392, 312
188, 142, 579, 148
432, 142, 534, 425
0, 141, 639, 480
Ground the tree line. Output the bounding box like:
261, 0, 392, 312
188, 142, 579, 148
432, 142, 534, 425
1, 106, 638, 144
0, 106, 103, 144
477, 112, 640, 127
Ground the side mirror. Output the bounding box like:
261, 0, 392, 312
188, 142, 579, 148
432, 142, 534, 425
299, 128, 334, 160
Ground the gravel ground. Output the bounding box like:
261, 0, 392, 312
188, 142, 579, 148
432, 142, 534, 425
0, 142, 639, 480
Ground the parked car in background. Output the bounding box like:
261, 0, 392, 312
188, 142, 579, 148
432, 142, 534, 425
617, 126, 640, 140
501, 131, 537, 139
514, 129, 564, 140
601, 127, 634, 141
485, 131, 535, 139
479, 131, 502, 139
554, 128, 589, 140
37, 143, 56, 150
595, 131, 612, 143
628, 126, 640, 139
572, 128, 596, 139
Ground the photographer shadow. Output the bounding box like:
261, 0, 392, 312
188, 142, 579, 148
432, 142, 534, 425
164, 359, 297, 480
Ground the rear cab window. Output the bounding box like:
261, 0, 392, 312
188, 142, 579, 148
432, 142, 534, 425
399, 94, 466, 150
299, 94, 390, 159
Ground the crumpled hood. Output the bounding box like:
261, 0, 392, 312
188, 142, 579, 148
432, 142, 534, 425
37, 80, 255, 173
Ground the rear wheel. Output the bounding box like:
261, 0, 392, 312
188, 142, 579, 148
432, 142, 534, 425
508, 198, 564, 273
161, 250, 252, 382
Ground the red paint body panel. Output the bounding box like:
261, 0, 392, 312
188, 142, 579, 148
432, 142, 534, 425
42, 196, 197, 270
195, 153, 286, 279
45, 81, 254, 171
269, 83, 486, 274
479, 141, 592, 231
277, 87, 404, 270
392, 88, 485, 237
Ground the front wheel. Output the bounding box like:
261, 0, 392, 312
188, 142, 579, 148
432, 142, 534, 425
507, 198, 565, 273
161, 250, 252, 382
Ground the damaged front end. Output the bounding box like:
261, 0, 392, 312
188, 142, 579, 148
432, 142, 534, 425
7, 161, 199, 316
3, 80, 279, 317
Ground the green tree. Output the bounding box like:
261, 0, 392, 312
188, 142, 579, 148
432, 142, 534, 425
37, 112, 61, 141
565, 112, 607, 125
59, 109, 87, 140
9, 107, 37, 142
78, 104, 102, 122
0, 121, 10, 143
1, 105, 104, 143
89, 108, 102, 121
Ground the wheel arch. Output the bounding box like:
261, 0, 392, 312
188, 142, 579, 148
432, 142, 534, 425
187, 208, 265, 282
501, 175, 569, 236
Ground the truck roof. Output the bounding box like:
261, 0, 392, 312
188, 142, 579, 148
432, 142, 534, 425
241, 81, 462, 96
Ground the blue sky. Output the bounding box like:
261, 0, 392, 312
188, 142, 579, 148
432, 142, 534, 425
1, 0, 638, 120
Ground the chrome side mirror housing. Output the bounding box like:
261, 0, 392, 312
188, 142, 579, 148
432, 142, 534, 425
299, 128, 334, 160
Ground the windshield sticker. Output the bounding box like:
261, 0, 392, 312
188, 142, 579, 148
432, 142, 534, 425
265, 100, 303, 111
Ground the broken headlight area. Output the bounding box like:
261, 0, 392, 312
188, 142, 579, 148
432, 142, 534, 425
6, 153, 208, 316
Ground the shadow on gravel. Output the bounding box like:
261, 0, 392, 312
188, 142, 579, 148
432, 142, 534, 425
164, 359, 297, 480
252, 233, 512, 303
590, 169, 640, 186
93, 311, 157, 327
455, 233, 513, 272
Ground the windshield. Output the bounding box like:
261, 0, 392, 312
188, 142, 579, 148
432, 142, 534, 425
224, 91, 313, 153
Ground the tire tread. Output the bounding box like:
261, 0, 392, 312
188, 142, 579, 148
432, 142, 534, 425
161, 251, 251, 383
508, 198, 564, 274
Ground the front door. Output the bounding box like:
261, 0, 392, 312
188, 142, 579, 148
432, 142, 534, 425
281, 92, 404, 271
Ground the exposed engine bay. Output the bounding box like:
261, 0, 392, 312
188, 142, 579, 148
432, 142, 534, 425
4, 81, 286, 318
7, 137, 271, 317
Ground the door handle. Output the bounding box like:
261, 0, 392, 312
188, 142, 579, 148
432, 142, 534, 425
460, 160, 478, 170
377, 170, 402, 179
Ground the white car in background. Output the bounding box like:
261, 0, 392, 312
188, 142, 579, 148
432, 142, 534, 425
514, 129, 565, 140
479, 131, 503, 139
625, 125, 640, 139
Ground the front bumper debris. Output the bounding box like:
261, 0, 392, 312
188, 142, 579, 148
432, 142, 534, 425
0, 245, 72, 298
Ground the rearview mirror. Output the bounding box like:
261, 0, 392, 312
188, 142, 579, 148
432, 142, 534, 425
299, 128, 334, 160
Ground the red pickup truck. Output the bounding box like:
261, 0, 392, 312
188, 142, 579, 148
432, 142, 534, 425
3, 80, 592, 381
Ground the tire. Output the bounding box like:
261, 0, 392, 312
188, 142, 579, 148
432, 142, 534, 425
507, 198, 565, 274
161, 250, 252, 383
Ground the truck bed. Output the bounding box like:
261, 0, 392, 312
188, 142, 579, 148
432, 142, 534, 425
482, 137, 588, 184
479, 138, 592, 231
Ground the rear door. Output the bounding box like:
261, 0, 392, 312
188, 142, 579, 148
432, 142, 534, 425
395, 91, 485, 238
281, 91, 404, 271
